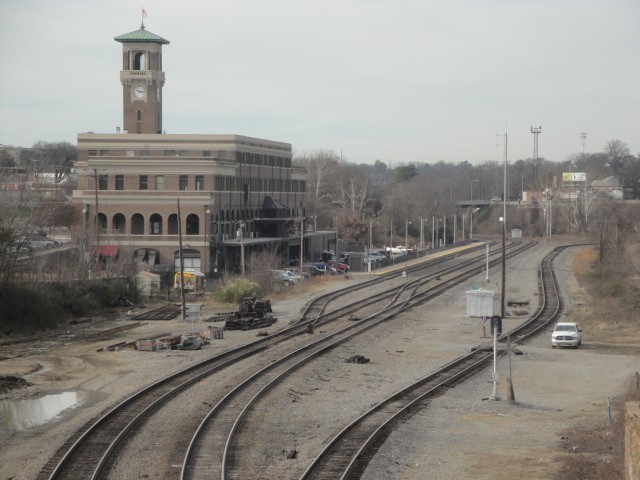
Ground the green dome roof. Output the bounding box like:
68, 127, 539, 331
114, 26, 170, 44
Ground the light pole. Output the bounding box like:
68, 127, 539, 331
405, 219, 411, 252
443, 215, 446, 247
204, 206, 210, 276
431, 216, 435, 249
470, 209, 474, 241
236, 221, 245, 276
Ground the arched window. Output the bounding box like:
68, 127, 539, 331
133, 51, 146, 70
113, 213, 126, 233
149, 214, 162, 235
131, 213, 144, 234
186, 214, 199, 235
168, 214, 178, 235
97, 213, 107, 232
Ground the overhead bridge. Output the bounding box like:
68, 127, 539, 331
455, 199, 492, 209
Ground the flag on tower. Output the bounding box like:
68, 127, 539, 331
142, 8, 147, 17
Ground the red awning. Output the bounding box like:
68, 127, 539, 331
93, 245, 119, 257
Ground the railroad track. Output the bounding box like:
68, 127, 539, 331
179, 241, 536, 479
299, 245, 569, 480
38, 241, 532, 480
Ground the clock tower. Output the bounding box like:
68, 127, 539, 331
115, 23, 169, 134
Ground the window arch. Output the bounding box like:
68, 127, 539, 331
149, 213, 162, 235
133, 51, 146, 70
186, 214, 199, 235
168, 214, 178, 235
113, 213, 126, 233
97, 213, 107, 232
131, 213, 144, 234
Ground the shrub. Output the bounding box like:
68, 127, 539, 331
214, 277, 263, 304
0, 277, 139, 336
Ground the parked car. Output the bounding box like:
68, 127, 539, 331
551, 322, 582, 348
28, 237, 56, 249
364, 252, 386, 264
288, 257, 300, 266
387, 246, 408, 254
270, 269, 298, 287
303, 264, 325, 277
309, 262, 336, 274
286, 267, 310, 280
325, 260, 349, 273
6, 240, 32, 254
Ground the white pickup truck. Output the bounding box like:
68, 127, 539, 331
386, 246, 408, 254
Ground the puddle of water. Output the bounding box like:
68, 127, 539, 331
0, 392, 79, 431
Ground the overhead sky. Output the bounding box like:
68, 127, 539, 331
1, 0, 638, 165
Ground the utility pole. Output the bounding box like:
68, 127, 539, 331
300, 217, 304, 271
530, 126, 541, 201
501, 131, 508, 318
177, 199, 186, 320
443, 215, 446, 247
93, 168, 99, 249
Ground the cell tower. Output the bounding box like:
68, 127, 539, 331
530, 126, 542, 200
580, 132, 587, 158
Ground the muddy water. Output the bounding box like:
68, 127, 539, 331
0, 391, 79, 431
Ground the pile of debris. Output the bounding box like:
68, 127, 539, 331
345, 354, 370, 364
222, 297, 278, 331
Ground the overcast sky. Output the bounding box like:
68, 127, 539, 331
1, 0, 638, 165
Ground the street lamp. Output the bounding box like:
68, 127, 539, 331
405, 219, 411, 252
204, 206, 210, 276
236, 221, 245, 276
470, 208, 479, 241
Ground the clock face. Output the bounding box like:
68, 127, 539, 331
132, 85, 146, 99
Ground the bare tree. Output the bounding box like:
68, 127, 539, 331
295, 150, 341, 225
32, 141, 77, 183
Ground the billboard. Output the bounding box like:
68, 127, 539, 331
562, 172, 586, 182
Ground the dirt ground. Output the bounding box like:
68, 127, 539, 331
0, 245, 638, 479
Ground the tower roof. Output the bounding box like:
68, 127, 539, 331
114, 26, 170, 44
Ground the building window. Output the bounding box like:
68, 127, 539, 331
149, 214, 162, 235
179, 175, 188, 191
178, 150, 188, 157
99, 150, 109, 156
195, 175, 204, 191
88, 150, 97, 156
186, 214, 199, 235
115, 175, 124, 190
155, 175, 164, 190
98, 175, 108, 190
164, 150, 175, 157
203, 151, 211, 157
139, 175, 148, 190
140, 150, 150, 156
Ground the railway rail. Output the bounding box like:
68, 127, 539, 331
38, 241, 532, 480
179, 241, 536, 479
299, 245, 570, 480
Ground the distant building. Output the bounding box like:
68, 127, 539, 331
591, 176, 623, 200
72, 21, 335, 276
